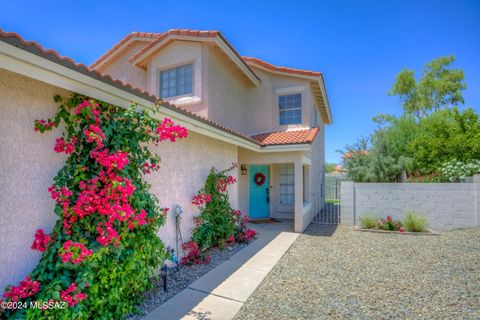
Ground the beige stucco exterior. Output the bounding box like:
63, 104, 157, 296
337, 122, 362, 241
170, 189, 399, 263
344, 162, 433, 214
97, 41, 148, 89
0, 32, 330, 293
96, 39, 319, 136
0, 69, 238, 292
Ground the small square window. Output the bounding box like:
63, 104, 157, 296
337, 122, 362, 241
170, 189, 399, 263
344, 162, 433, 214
160, 64, 193, 98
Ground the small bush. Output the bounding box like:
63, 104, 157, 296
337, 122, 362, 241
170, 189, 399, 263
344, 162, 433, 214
403, 211, 428, 232
359, 214, 380, 229
379, 215, 403, 231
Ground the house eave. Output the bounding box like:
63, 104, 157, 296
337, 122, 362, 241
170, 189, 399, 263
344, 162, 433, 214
129, 35, 261, 87
245, 61, 332, 124
0, 40, 266, 152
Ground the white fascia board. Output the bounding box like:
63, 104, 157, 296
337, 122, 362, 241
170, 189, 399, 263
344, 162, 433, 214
261, 144, 312, 152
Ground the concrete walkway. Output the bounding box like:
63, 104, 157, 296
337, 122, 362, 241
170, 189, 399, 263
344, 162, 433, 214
145, 221, 298, 320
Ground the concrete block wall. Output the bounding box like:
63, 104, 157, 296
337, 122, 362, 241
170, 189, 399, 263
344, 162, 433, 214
340, 176, 480, 230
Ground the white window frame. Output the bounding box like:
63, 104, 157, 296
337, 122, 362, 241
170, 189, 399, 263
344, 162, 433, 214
159, 63, 194, 99
275, 85, 306, 128
279, 163, 295, 206
278, 93, 302, 125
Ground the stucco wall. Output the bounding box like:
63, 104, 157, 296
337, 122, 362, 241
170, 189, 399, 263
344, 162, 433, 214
147, 131, 238, 250
206, 46, 248, 133
147, 41, 208, 118
97, 41, 148, 89
340, 180, 480, 230
245, 67, 315, 135
0, 69, 69, 292
0, 69, 239, 293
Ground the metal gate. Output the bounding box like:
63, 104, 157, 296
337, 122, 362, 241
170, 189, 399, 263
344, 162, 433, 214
313, 179, 340, 224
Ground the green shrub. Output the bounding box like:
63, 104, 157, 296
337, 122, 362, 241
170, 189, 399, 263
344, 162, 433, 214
192, 166, 238, 250
359, 214, 380, 229
191, 165, 256, 251
379, 216, 403, 231
402, 211, 429, 232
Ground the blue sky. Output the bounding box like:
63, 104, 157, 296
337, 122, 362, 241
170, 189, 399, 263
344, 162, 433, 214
1, 0, 479, 163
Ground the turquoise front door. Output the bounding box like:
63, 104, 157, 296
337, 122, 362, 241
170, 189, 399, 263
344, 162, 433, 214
249, 165, 270, 219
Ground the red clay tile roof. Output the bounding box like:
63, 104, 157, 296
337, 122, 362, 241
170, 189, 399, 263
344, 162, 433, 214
90, 32, 163, 69
128, 29, 219, 63
0, 28, 262, 146
250, 127, 320, 146
126, 29, 261, 83
242, 56, 321, 77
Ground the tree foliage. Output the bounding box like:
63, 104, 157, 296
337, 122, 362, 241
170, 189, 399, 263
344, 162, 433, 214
389, 55, 466, 117
343, 56, 479, 182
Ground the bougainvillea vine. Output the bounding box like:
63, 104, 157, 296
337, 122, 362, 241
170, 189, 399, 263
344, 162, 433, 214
1, 94, 187, 319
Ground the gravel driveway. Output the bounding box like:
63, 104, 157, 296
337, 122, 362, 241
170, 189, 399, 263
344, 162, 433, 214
235, 225, 480, 319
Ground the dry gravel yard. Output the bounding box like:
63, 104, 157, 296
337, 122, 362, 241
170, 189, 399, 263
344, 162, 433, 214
235, 225, 480, 320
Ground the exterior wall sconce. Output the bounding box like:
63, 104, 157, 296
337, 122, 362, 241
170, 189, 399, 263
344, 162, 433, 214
241, 164, 248, 175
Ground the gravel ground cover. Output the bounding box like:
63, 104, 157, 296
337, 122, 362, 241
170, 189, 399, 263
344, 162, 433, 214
127, 241, 251, 319
235, 225, 480, 319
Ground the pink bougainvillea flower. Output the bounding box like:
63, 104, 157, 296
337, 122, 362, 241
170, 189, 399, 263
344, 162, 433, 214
155, 118, 188, 142
48, 185, 73, 203
83, 124, 105, 146
244, 229, 257, 241
142, 162, 159, 174
60, 282, 87, 307
90, 149, 129, 171
399, 227, 405, 233
31, 229, 50, 252
181, 241, 210, 265
386, 215, 392, 222
243, 215, 249, 223
192, 193, 212, 207
53, 137, 76, 154
59, 240, 93, 264
3, 276, 40, 302
96, 221, 120, 247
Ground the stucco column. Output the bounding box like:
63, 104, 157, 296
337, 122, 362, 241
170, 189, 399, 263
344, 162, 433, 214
340, 181, 355, 225
474, 174, 480, 228
294, 158, 303, 232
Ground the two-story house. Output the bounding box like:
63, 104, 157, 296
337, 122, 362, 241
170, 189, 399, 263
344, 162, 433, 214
90, 29, 332, 234
0, 29, 331, 290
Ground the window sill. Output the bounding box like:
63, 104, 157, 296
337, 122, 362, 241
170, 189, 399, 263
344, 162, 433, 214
164, 95, 202, 106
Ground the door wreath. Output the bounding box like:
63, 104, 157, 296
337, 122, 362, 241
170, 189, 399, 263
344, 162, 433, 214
254, 172, 266, 186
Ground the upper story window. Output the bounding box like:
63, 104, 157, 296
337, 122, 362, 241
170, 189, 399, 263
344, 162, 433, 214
279, 93, 302, 125
160, 64, 193, 98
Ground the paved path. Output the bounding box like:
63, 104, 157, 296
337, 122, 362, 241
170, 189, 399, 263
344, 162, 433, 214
144, 221, 298, 320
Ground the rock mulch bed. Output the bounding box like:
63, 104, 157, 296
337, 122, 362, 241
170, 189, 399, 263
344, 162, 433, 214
235, 225, 480, 319
127, 241, 251, 319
